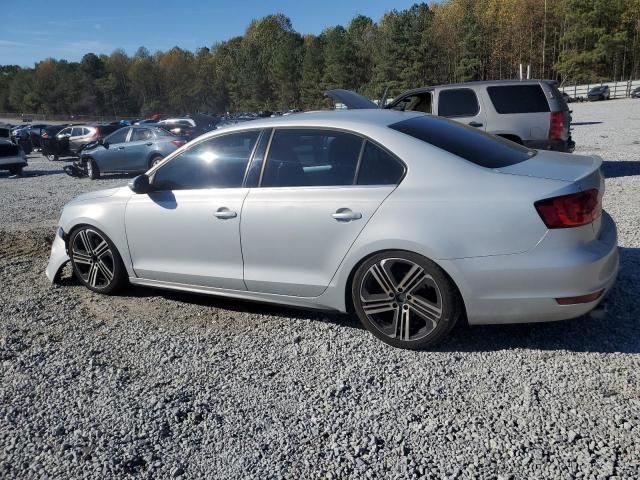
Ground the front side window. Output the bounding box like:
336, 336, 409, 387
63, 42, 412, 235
437, 89, 480, 117
58, 127, 71, 137
152, 130, 260, 191
261, 129, 363, 188
392, 93, 432, 114
106, 128, 129, 144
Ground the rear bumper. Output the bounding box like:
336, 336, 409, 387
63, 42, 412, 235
444, 211, 618, 325
523, 138, 574, 153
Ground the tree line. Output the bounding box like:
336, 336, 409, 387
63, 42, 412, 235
1, 0, 638, 117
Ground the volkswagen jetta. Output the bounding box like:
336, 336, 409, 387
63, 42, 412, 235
46, 110, 618, 349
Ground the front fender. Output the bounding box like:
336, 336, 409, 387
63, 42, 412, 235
56, 190, 135, 278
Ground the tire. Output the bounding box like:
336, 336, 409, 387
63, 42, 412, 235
351, 251, 461, 350
86, 158, 100, 179
149, 155, 164, 169
9, 166, 23, 176
68, 226, 127, 294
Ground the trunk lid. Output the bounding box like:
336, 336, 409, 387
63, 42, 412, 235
497, 151, 602, 186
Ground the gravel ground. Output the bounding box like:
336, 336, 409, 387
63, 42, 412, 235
1, 100, 639, 479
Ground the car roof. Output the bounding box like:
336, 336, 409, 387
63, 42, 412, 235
206, 109, 425, 136
401, 79, 554, 94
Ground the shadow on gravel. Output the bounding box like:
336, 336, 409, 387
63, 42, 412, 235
441, 246, 640, 354
55, 244, 640, 352
602, 160, 640, 178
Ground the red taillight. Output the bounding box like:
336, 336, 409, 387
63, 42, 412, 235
549, 111, 564, 140
534, 189, 601, 229
90, 129, 99, 139
171, 139, 186, 148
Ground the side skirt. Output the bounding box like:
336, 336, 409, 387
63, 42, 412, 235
129, 277, 340, 312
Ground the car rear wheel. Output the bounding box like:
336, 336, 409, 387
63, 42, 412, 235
352, 251, 461, 349
86, 159, 100, 179
69, 226, 127, 294
9, 166, 23, 176
149, 155, 164, 169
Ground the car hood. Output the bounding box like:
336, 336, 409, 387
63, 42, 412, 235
70, 187, 122, 203
324, 89, 379, 109
497, 151, 602, 183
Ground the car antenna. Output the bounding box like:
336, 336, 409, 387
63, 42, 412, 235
379, 86, 389, 109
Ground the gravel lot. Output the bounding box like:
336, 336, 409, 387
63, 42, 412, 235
1, 100, 639, 479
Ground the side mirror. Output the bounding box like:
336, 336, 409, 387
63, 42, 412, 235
102, 140, 109, 149
128, 174, 151, 194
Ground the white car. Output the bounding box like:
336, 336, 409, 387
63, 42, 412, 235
46, 110, 618, 349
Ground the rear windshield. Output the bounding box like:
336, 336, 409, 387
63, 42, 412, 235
487, 84, 550, 114
389, 115, 536, 169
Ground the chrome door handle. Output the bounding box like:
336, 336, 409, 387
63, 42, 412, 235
214, 208, 237, 219
469, 121, 483, 128
332, 209, 362, 221
117, 146, 125, 150
145, 142, 153, 146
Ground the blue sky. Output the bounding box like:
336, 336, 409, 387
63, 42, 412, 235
1, 0, 421, 67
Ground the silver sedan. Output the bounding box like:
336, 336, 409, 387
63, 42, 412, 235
46, 110, 618, 349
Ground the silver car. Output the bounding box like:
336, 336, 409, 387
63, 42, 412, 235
80, 126, 187, 179
46, 110, 618, 349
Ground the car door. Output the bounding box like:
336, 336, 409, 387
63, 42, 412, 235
124, 127, 154, 172
434, 88, 487, 130
124, 129, 261, 289
241, 128, 405, 297
100, 127, 131, 173
69, 126, 88, 152
56, 127, 72, 153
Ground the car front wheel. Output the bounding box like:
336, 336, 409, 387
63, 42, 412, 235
352, 251, 461, 349
86, 159, 100, 179
69, 226, 127, 294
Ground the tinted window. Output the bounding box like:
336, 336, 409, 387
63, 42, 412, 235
58, 127, 71, 136
392, 93, 432, 113
131, 128, 153, 142
438, 89, 479, 117
357, 142, 404, 185
106, 128, 129, 144
262, 129, 363, 187
71, 127, 84, 136
153, 131, 259, 191
389, 116, 535, 169
487, 85, 550, 114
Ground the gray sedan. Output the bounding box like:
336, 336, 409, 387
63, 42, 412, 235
46, 110, 618, 349
80, 126, 186, 179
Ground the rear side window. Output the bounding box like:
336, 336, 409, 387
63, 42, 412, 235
131, 128, 153, 142
389, 116, 535, 169
262, 129, 363, 187
357, 142, 404, 185
487, 85, 550, 114
437, 89, 479, 117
